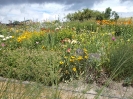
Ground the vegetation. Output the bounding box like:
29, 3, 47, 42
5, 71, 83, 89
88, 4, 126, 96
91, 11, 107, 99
66, 7, 119, 21
0, 7, 133, 98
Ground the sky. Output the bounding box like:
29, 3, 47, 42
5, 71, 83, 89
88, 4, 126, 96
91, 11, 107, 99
0, 0, 133, 23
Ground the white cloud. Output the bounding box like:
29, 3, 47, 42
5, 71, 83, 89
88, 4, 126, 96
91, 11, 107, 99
0, 3, 72, 23
0, 0, 133, 23
91, 0, 133, 17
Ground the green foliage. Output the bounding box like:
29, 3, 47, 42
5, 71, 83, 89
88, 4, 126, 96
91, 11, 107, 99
65, 21, 98, 34
56, 28, 76, 42
0, 48, 61, 85
113, 24, 133, 39
114, 25, 122, 36
107, 43, 133, 82
66, 7, 119, 21
13, 20, 20, 25
104, 7, 112, 19
104, 7, 119, 20
66, 8, 103, 21
111, 11, 119, 20
59, 48, 89, 82
96, 14, 103, 21
0, 17, 133, 87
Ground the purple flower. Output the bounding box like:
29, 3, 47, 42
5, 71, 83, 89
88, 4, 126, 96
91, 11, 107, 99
1, 43, 5, 47
112, 37, 116, 41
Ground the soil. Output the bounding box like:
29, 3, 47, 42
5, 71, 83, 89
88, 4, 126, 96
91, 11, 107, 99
0, 76, 133, 99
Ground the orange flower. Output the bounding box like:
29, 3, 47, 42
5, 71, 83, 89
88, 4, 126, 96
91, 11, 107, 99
66, 48, 71, 53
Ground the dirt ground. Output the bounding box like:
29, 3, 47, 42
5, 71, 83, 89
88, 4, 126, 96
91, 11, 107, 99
0, 77, 133, 99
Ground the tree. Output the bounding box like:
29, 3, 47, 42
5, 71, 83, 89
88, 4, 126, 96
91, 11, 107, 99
77, 11, 84, 21
96, 14, 103, 21
66, 7, 119, 21
13, 21, 20, 25
66, 13, 74, 21
95, 11, 104, 21
104, 7, 112, 19
111, 11, 119, 20
82, 8, 92, 20
73, 12, 79, 21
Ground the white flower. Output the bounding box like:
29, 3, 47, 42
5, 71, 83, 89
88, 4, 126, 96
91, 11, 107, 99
71, 40, 77, 44
55, 26, 62, 31
0, 35, 4, 38
3, 36, 13, 41
3, 38, 6, 41
8, 36, 13, 38
55, 27, 59, 31
5, 36, 10, 39
108, 33, 112, 36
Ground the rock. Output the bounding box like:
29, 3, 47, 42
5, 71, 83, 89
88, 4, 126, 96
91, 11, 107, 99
89, 53, 101, 61
75, 48, 85, 56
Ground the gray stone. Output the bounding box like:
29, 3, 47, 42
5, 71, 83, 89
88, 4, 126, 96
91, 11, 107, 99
75, 48, 85, 56
89, 53, 101, 61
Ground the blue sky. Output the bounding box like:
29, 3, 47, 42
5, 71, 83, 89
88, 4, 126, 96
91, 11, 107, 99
0, 0, 133, 23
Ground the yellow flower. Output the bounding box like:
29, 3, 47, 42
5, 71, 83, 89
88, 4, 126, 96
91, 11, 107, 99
51, 49, 54, 51
112, 32, 115, 35
12, 36, 14, 38
16, 30, 19, 33
77, 56, 83, 61
71, 56, 75, 59
102, 34, 105, 36
64, 56, 68, 59
72, 67, 76, 72
127, 39, 130, 42
70, 59, 74, 62
17, 37, 22, 42
84, 52, 88, 55
59, 61, 64, 65
84, 55, 88, 59
42, 46, 45, 49
91, 32, 95, 34
83, 48, 87, 52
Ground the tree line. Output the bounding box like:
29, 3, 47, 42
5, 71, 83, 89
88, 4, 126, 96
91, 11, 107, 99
66, 7, 119, 21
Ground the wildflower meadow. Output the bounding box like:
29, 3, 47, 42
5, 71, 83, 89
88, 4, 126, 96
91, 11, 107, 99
0, 11, 133, 98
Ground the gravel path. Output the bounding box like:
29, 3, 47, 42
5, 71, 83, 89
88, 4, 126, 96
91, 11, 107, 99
0, 76, 133, 99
